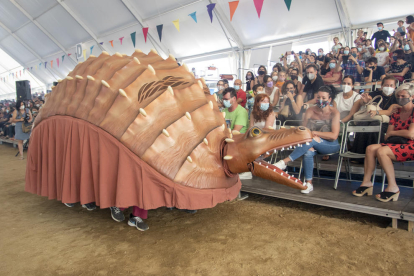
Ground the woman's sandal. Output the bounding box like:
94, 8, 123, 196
322, 155, 330, 161
376, 191, 400, 202
352, 186, 373, 197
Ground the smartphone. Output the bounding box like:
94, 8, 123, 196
291, 51, 294, 55
343, 56, 349, 63
299, 51, 303, 55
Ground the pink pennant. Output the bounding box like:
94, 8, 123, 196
253, 0, 264, 18
142, 27, 149, 43
119, 36, 124, 45
57, 58, 60, 67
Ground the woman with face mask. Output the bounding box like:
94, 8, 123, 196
386, 49, 412, 82
10, 100, 32, 159
246, 84, 265, 118
254, 65, 267, 86
334, 75, 361, 119
322, 59, 342, 85
249, 93, 276, 129
274, 85, 341, 194
263, 75, 279, 107
245, 71, 255, 91
275, 81, 304, 125
352, 83, 414, 202
375, 42, 390, 67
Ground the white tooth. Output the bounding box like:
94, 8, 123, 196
274, 149, 276, 153
266, 166, 268, 168
281, 148, 284, 151
259, 162, 261, 165
297, 144, 300, 147
306, 142, 310, 145
295, 179, 298, 182
288, 176, 291, 179
266, 152, 269, 155
273, 169, 276, 172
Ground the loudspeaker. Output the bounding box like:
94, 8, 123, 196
16, 80, 31, 101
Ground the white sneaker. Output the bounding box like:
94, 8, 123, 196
239, 172, 253, 179
301, 182, 314, 194
274, 160, 286, 170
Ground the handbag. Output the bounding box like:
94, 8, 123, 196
22, 121, 32, 133
353, 95, 390, 123
386, 136, 409, 144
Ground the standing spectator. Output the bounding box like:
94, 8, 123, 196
334, 75, 361, 119
386, 49, 412, 82
10, 100, 32, 159
371, 22, 391, 49
322, 58, 342, 85
375, 42, 390, 67
301, 64, 325, 101
406, 15, 414, 42
363, 57, 386, 83
401, 38, 414, 80
274, 71, 286, 92
332, 37, 341, 54
222, 88, 249, 134
245, 71, 255, 91
234, 79, 247, 108
335, 46, 365, 82
354, 29, 365, 46
249, 93, 276, 129
395, 20, 406, 37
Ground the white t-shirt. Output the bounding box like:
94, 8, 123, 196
334, 91, 361, 114
375, 52, 389, 67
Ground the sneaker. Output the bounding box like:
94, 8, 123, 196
301, 182, 314, 194
110, 207, 125, 222
82, 202, 97, 211
239, 172, 253, 179
274, 160, 287, 170
128, 214, 149, 231
63, 203, 75, 208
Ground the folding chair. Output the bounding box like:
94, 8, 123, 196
354, 84, 373, 93
403, 78, 414, 84
334, 120, 383, 189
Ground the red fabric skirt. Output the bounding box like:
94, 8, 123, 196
25, 116, 241, 210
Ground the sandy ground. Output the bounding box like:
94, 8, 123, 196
1, 143, 414, 276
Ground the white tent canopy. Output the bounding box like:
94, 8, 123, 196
0, 0, 413, 98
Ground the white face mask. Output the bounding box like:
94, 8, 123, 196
272, 76, 278, 81
257, 90, 265, 94
20, 105, 25, 110
382, 87, 395, 95
343, 85, 352, 93
307, 73, 315, 80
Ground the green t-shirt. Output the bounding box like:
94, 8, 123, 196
224, 105, 249, 134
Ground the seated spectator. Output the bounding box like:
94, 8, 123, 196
334, 75, 361, 119
274, 71, 286, 92
363, 57, 386, 84
354, 29, 365, 46
275, 85, 341, 194
289, 68, 303, 92
371, 22, 391, 49
264, 75, 279, 107
245, 71, 255, 91
407, 15, 414, 42
386, 49, 412, 82
1, 106, 14, 139
359, 39, 375, 62
320, 56, 331, 76
233, 79, 247, 108
301, 64, 325, 101
375, 42, 390, 67
335, 46, 365, 82
249, 93, 276, 129
276, 80, 304, 125
255, 65, 267, 86
246, 84, 264, 118
322, 58, 342, 85
223, 88, 249, 134
214, 80, 226, 108
352, 83, 414, 202
401, 38, 414, 79
272, 64, 283, 74
316, 48, 327, 67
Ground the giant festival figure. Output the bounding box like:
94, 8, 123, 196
25, 49, 312, 216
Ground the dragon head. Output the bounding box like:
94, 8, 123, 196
223, 126, 313, 190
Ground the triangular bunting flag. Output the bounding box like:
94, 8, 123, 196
119, 37, 124, 45
142, 27, 149, 43
90, 45, 94, 54
51, 61, 53, 68
83, 49, 87, 61
156, 25, 163, 42
172, 19, 180, 31
284, 0, 292, 11
207, 3, 216, 23
253, 0, 264, 18
229, 1, 239, 21
99, 42, 103, 45
57, 58, 59, 67
44, 62, 47, 68
30, 67, 33, 71
189, 12, 197, 23
20, 70, 22, 76
62, 55, 65, 62
109, 40, 114, 47
131, 32, 136, 47
68, 53, 71, 57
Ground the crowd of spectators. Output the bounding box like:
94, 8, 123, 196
216, 16, 414, 200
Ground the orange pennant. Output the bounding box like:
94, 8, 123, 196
109, 40, 114, 47
229, 1, 239, 21
51, 60, 53, 68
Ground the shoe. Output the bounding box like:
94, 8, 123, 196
110, 207, 125, 222
352, 186, 373, 197
128, 214, 149, 231
238, 172, 253, 179
183, 209, 197, 214
376, 191, 400, 202
82, 202, 97, 211
166, 207, 175, 211
237, 192, 249, 200
274, 160, 287, 170
301, 182, 313, 194
63, 203, 75, 207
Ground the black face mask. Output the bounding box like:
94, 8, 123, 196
258, 71, 265, 75
291, 75, 298, 81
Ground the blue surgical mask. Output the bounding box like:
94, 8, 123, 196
223, 100, 232, 108
357, 47, 362, 52
329, 63, 336, 69
344, 50, 349, 55
379, 47, 385, 51
393, 56, 398, 61
234, 85, 240, 90
260, 103, 269, 111
404, 44, 410, 51
351, 53, 357, 58
378, 26, 383, 31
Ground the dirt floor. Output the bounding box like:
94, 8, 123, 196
1, 143, 414, 276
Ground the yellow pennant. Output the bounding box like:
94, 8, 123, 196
83, 49, 87, 61
172, 19, 180, 32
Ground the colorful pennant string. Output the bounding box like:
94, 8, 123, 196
131, 32, 136, 47
172, 19, 180, 32
253, 0, 264, 18
229, 1, 239, 21
207, 3, 216, 23
156, 25, 163, 42
142, 27, 149, 43
189, 12, 197, 23
119, 37, 124, 45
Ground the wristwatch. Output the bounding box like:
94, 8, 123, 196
376, 110, 379, 115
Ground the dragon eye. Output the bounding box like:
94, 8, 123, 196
250, 127, 262, 137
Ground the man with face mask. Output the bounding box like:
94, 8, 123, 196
214, 80, 225, 108
316, 48, 326, 66
222, 88, 248, 134
363, 57, 386, 83
401, 38, 414, 79
233, 79, 247, 108
336, 46, 365, 82
301, 64, 324, 101
371, 22, 391, 49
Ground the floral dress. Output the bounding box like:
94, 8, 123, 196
381, 109, 414, 162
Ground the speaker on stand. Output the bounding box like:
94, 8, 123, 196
16, 80, 31, 101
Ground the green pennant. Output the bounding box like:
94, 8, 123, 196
131, 32, 136, 47
284, 0, 292, 11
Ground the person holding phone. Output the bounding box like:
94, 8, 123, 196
335, 46, 365, 82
